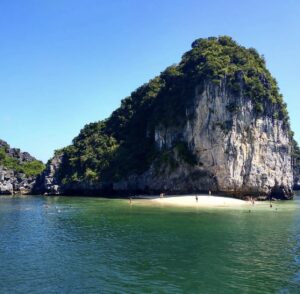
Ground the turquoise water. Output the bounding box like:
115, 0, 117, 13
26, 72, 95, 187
0, 193, 300, 293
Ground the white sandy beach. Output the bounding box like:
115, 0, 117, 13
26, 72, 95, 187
141, 195, 249, 208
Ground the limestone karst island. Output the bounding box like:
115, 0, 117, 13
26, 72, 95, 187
1, 37, 300, 200
1, 0, 300, 291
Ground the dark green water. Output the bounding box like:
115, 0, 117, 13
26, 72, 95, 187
1, 193, 300, 293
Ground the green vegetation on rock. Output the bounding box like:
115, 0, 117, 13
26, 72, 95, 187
0, 148, 45, 177
54, 36, 293, 186
182, 36, 289, 121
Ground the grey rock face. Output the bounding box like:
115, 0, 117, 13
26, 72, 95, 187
113, 81, 293, 199
7, 148, 36, 162
32, 155, 62, 195
0, 139, 9, 149
0, 167, 36, 195
294, 161, 300, 190
190, 82, 292, 198
0, 139, 39, 195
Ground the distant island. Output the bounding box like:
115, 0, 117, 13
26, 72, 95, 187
1, 36, 300, 199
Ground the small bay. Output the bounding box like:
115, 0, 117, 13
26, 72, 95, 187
0, 192, 300, 293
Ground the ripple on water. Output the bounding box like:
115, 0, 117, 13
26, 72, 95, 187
0, 194, 300, 293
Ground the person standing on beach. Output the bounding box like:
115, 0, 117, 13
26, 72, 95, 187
209, 190, 211, 196
195, 195, 198, 203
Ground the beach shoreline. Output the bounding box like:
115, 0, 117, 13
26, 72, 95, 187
134, 194, 250, 208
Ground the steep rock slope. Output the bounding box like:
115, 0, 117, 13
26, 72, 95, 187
293, 140, 300, 190
35, 36, 295, 199
0, 139, 44, 194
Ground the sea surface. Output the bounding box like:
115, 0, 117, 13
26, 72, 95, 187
0, 192, 300, 293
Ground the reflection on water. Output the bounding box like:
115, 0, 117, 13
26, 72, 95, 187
0, 193, 300, 293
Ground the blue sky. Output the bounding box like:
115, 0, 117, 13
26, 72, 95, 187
0, 0, 299, 162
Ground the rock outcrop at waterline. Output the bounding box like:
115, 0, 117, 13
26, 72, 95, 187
33, 154, 62, 195
0, 139, 44, 195
34, 36, 296, 199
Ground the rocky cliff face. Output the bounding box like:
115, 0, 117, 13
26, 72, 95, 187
112, 81, 293, 199
0, 167, 36, 195
33, 155, 62, 195
294, 167, 300, 190
292, 140, 300, 190
34, 36, 296, 199
0, 139, 44, 195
